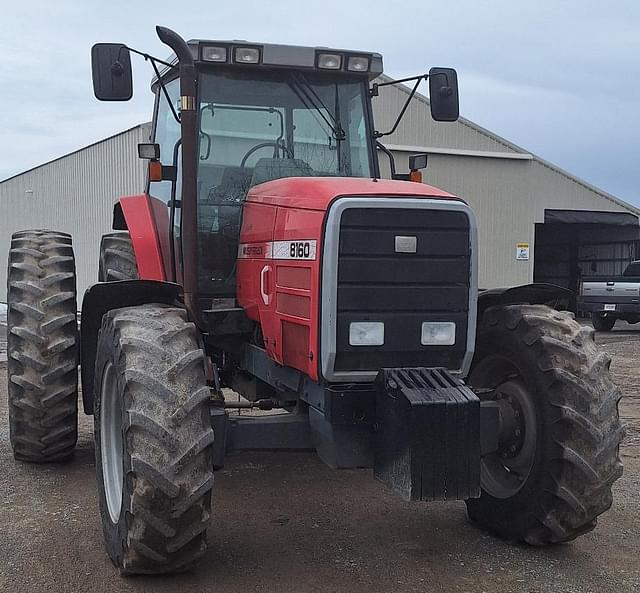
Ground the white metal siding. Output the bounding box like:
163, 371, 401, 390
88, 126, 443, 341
0, 124, 151, 301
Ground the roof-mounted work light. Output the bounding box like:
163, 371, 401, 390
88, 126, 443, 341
347, 56, 369, 72
317, 53, 342, 69
202, 46, 227, 62
234, 47, 260, 64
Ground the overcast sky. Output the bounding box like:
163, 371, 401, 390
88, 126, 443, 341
1, 1, 638, 204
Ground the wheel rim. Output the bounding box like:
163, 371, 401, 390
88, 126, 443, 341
100, 361, 123, 523
470, 356, 537, 499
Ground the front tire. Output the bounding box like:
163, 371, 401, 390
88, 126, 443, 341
94, 304, 214, 574
467, 304, 623, 544
7, 230, 78, 462
592, 313, 616, 332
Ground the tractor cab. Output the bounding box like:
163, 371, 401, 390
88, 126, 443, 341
155, 42, 382, 297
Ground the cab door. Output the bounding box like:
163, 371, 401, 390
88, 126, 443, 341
148, 77, 182, 283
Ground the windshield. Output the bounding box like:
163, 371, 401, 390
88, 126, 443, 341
195, 68, 372, 297
197, 69, 372, 191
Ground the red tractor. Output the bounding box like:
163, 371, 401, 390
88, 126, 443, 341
6, 26, 623, 575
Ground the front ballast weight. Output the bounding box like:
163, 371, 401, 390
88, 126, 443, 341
374, 368, 481, 501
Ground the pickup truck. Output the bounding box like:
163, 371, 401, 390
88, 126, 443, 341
579, 260, 640, 330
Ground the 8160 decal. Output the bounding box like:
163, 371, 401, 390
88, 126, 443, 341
272, 240, 317, 260
290, 241, 312, 258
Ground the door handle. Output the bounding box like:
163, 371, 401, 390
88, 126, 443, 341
260, 265, 272, 306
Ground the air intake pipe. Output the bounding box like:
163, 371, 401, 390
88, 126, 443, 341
156, 26, 200, 321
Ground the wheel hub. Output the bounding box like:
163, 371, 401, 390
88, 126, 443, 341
481, 379, 537, 499
100, 362, 124, 523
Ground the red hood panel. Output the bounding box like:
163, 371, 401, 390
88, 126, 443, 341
246, 177, 458, 210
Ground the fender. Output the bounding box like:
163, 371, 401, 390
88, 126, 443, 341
477, 283, 572, 316
80, 280, 181, 414
112, 195, 168, 281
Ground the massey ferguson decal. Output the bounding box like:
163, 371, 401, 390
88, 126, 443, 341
238, 240, 317, 260
238, 244, 266, 258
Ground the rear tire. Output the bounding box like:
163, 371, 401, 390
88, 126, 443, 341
467, 304, 623, 544
98, 232, 138, 282
592, 313, 616, 331
94, 304, 214, 574
7, 230, 78, 462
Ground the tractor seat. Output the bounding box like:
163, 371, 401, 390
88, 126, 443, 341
199, 166, 250, 233
208, 166, 252, 202
250, 158, 314, 187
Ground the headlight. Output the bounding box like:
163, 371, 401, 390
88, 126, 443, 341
349, 322, 384, 346
421, 322, 456, 346
234, 47, 260, 64
317, 53, 342, 70
202, 46, 227, 62
347, 56, 369, 72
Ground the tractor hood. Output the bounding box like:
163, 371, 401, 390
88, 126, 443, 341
245, 177, 459, 211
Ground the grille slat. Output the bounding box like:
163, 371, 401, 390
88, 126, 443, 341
341, 208, 469, 229
338, 286, 468, 311
339, 258, 469, 285
340, 229, 469, 257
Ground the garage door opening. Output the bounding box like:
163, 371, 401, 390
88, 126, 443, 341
534, 209, 640, 312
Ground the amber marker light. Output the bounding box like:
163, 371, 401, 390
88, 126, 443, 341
149, 160, 163, 182
409, 170, 423, 183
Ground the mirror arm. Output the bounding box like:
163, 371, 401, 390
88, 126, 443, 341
369, 73, 427, 97
148, 57, 181, 125
121, 45, 181, 124
372, 75, 426, 139
126, 46, 176, 69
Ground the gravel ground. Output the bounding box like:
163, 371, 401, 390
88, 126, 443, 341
0, 321, 639, 593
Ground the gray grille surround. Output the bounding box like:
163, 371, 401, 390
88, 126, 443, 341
320, 197, 478, 383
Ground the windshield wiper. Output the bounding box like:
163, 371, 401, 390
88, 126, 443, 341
288, 73, 345, 141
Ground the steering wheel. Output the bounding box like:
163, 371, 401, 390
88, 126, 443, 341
240, 142, 292, 169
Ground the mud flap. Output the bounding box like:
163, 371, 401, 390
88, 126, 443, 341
374, 368, 481, 501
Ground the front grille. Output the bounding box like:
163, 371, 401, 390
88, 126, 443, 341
334, 207, 471, 372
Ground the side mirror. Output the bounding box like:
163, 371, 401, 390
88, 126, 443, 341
91, 43, 133, 101
409, 153, 428, 171
138, 143, 160, 160
428, 68, 459, 122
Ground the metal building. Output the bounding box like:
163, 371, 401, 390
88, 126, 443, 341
1, 82, 638, 303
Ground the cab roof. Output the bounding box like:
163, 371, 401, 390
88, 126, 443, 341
153, 38, 383, 84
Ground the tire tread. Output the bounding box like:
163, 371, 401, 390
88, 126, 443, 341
98, 232, 138, 282
95, 305, 213, 574
7, 230, 78, 462
467, 304, 623, 544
